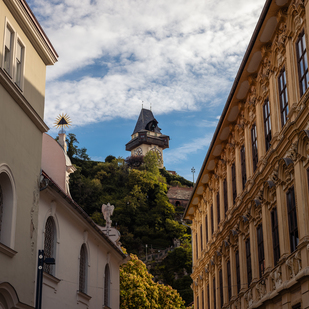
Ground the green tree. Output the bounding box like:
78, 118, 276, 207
120, 254, 185, 309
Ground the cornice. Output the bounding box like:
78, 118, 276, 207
0, 68, 49, 133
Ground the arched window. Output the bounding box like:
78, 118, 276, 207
43, 216, 56, 275
104, 264, 110, 307
79, 244, 88, 294
0, 168, 16, 249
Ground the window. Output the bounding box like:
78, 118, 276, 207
200, 224, 203, 252
4, 25, 13, 76
236, 250, 241, 293
205, 215, 208, 243
246, 238, 252, 286
296, 30, 309, 97
216, 192, 220, 225
223, 178, 228, 215
219, 269, 223, 308
227, 260, 231, 301
43, 216, 56, 275
287, 187, 299, 253
241, 145, 247, 189
0, 186, 3, 238
210, 205, 214, 235
15, 40, 24, 88
196, 233, 198, 260
232, 163, 237, 204
251, 124, 258, 172
213, 277, 216, 309
292, 303, 301, 309
196, 296, 199, 309
263, 99, 272, 152
79, 244, 88, 294
202, 289, 205, 309
271, 207, 280, 265
207, 285, 210, 309
104, 264, 110, 307
278, 68, 289, 126
257, 224, 265, 278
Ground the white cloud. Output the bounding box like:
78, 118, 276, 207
28, 0, 265, 127
164, 133, 213, 164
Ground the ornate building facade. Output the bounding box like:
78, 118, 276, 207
183, 0, 309, 308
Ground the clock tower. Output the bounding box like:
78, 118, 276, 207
126, 108, 169, 168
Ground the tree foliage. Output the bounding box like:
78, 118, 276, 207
120, 254, 186, 309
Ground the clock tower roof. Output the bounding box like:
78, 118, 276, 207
132, 108, 161, 135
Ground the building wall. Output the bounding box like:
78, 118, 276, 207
0, 0, 57, 308
185, 0, 309, 308
38, 188, 124, 309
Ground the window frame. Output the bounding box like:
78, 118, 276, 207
251, 124, 258, 172
223, 178, 228, 215
271, 207, 280, 265
296, 30, 309, 97
231, 162, 237, 204
43, 216, 56, 275
236, 250, 241, 293
278, 67, 289, 127
241, 145, 247, 190
219, 269, 223, 308
216, 192, 220, 225
79, 244, 88, 294
2, 19, 25, 91
257, 224, 265, 278
287, 187, 299, 253
104, 264, 110, 307
227, 259, 231, 300
263, 99, 272, 152
246, 238, 252, 286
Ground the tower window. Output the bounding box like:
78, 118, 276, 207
200, 224, 203, 252
227, 260, 231, 300
104, 264, 110, 307
210, 204, 214, 235
223, 178, 228, 215
236, 250, 241, 293
205, 215, 208, 243
219, 269, 223, 308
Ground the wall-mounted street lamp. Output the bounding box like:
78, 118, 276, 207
35, 250, 55, 309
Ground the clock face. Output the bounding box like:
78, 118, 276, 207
150, 147, 162, 164
134, 147, 143, 156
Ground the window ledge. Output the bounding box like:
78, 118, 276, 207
103, 305, 111, 309
0, 242, 17, 258
77, 291, 92, 305
43, 272, 61, 291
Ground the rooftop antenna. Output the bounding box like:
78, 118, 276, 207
150, 102, 152, 111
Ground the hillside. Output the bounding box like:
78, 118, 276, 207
66, 134, 193, 305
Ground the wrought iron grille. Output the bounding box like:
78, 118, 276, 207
43, 217, 55, 274
79, 244, 87, 293
0, 185, 3, 238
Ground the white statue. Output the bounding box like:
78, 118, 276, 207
102, 203, 114, 229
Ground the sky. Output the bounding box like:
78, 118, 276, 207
27, 0, 266, 181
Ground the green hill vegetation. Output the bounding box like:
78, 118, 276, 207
65, 134, 193, 306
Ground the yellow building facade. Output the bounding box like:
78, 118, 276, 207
184, 0, 309, 308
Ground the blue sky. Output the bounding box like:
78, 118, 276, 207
27, 0, 265, 180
